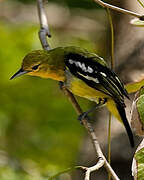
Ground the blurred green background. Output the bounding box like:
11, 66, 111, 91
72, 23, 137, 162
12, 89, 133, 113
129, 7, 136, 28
0, 0, 109, 179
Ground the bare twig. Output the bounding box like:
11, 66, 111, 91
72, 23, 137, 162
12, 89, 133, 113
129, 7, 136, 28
84, 158, 104, 180
48, 163, 105, 180
37, 0, 51, 50
93, 0, 143, 18
47, 166, 85, 180
106, 8, 115, 180
137, 0, 144, 9
36, 0, 120, 179
62, 88, 120, 180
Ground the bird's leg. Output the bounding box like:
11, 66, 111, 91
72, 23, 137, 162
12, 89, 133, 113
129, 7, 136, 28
78, 98, 107, 124
59, 81, 65, 90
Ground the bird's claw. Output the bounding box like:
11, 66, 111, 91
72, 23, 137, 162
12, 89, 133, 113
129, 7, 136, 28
78, 112, 90, 125
59, 81, 64, 90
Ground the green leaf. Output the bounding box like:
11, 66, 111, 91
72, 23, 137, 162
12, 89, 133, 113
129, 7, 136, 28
125, 80, 144, 94
132, 139, 144, 180
137, 95, 144, 126
131, 87, 144, 136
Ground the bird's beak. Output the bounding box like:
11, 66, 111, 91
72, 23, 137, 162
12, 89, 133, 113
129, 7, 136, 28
10, 68, 28, 80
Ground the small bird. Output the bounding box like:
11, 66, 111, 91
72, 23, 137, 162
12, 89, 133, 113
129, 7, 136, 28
10, 46, 134, 147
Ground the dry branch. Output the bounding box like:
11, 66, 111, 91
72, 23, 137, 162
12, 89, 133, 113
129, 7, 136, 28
37, 0, 51, 50
36, 0, 120, 179
93, 0, 143, 18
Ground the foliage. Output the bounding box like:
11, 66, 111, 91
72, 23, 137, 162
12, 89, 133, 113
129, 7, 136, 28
0, 22, 94, 179
131, 86, 144, 135
2, 0, 144, 179
132, 139, 144, 180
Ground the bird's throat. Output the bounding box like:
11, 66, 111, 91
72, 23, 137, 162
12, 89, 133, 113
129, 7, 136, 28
28, 70, 65, 82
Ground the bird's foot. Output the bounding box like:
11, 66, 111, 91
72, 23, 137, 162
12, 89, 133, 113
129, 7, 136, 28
78, 112, 91, 125
59, 81, 65, 90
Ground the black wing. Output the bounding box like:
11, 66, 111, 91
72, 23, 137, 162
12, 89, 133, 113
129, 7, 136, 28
65, 53, 128, 105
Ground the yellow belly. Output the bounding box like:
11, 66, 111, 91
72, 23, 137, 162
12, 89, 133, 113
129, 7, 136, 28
66, 77, 122, 123
68, 77, 109, 102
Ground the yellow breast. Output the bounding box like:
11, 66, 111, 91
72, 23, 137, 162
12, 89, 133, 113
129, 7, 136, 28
67, 77, 122, 123
66, 76, 109, 102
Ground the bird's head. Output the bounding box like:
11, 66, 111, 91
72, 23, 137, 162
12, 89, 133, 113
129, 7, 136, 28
10, 50, 65, 81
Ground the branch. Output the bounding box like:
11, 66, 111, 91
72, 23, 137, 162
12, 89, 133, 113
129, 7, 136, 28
93, 0, 143, 18
48, 163, 104, 180
137, 0, 144, 9
36, 0, 120, 179
37, 0, 51, 50
83, 158, 105, 180
62, 88, 119, 180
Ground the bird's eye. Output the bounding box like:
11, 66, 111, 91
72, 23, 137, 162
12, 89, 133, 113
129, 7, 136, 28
32, 64, 40, 70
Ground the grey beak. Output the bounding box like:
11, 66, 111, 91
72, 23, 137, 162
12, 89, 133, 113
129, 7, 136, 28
10, 68, 28, 80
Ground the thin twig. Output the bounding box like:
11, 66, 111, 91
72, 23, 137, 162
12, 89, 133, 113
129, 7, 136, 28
106, 8, 115, 69
62, 88, 120, 180
108, 113, 112, 180
84, 158, 104, 180
106, 8, 115, 180
137, 0, 144, 9
93, 0, 143, 18
48, 166, 85, 180
37, 0, 51, 50
36, 0, 120, 179
48, 161, 105, 180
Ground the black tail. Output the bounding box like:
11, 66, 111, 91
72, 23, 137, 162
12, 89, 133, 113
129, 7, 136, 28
116, 103, 134, 148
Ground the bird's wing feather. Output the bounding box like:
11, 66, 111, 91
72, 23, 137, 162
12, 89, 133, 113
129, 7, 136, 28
65, 53, 128, 105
